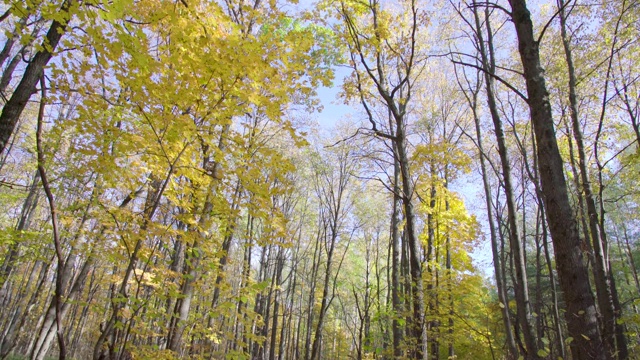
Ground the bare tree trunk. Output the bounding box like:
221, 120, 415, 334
557, 2, 624, 358
395, 127, 426, 360
517, 99, 567, 360
507, 0, 604, 358
425, 161, 438, 360
0, 171, 39, 305
0, 18, 43, 96
252, 243, 272, 360
167, 173, 219, 353
473, 5, 539, 357
443, 168, 454, 360
455, 55, 519, 358
0, 257, 44, 358
310, 232, 333, 360
35, 76, 67, 360
0, 0, 74, 154
338, 1, 427, 355
268, 249, 284, 360
303, 226, 322, 360
390, 141, 404, 359
29, 258, 91, 360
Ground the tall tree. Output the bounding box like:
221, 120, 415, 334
557, 0, 627, 357
468, 4, 539, 357
507, 0, 604, 358
332, 0, 429, 356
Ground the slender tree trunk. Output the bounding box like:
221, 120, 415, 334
426, 163, 439, 360
253, 243, 273, 360
269, 250, 284, 360
303, 226, 322, 360
167, 174, 219, 353
457, 56, 518, 358
279, 255, 296, 360
35, 76, 67, 360
310, 224, 338, 360
236, 214, 254, 356
0, 171, 39, 306
558, 2, 624, 357
390, 119, 404, 359
395, 126, 427, 360
93, 173, 170, 360
0, 258, 43, 358
339, 1, 426, 355
0, 17, 44, 95
473, 5, 539, 357
444, 169, 454, 360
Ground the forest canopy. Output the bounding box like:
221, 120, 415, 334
0, 0, 638, 359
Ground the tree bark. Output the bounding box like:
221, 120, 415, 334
390, 139, 404, 359
0, 0, 74, 155
395, 124, 427, 360
507, 0, 604, 358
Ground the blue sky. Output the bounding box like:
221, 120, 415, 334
314, 67, 354, 129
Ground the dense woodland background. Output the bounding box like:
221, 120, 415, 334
0, 0, 638, 359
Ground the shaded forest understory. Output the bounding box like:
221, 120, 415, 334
0, 0, 639, 359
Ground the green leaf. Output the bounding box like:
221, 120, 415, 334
537, 349, 549, 357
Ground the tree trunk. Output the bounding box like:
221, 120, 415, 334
268, 250, 284, 360
395, 126, 427, 360
557, 2, 624, 358
459, 54, 519, 358
474, 5, 539, 357
309, 221, 338, 360
303, 226, 322, 360
0, 0, 74, 154
30, 253, 93, 360
167, 174, 219, 354
93, 175, 167, 360
507, 0, 604, 358
0, 171, 39, 305
390, 141, 404, 359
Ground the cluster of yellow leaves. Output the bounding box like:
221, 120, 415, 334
25, 1, 336, 353
44, 0, 334, 225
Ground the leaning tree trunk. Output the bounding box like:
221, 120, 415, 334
0, 0, 74, 154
